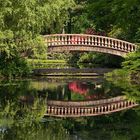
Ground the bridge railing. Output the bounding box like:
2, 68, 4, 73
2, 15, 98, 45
45, 100, 138, 117
44, 34, 137, 52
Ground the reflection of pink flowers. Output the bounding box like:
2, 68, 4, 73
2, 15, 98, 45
68, 82, 103, 100
68, 82, 88, 95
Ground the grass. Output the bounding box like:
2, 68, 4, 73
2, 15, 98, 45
27, 59, 66, 64
27, 59, 68, 69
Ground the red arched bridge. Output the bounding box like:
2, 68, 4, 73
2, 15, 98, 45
44, 34, 137, 57
45, 96, 138, 117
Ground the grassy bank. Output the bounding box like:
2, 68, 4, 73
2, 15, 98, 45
27, 59, 68, 69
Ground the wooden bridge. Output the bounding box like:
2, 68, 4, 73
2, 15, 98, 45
44, 34, 137, 57
45, 96, 138, 117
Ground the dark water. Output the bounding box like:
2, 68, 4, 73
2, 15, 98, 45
0, 75, 140, 140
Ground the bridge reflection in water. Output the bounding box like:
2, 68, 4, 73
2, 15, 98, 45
45, 96, 138, 117
20, 78, 139, 118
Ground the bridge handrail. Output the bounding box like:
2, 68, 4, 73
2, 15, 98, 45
44, 34, 137, 47
44, 34, 137, 57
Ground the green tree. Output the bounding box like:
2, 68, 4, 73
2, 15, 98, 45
0, 0, 75, 78
85, 0, 140, 42
67, 0, 140, 68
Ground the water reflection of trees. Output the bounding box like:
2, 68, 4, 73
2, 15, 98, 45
1, 121, 70, 140
0, 81, 47, 140
106, 71, 140, 102
0, 78, 140, 140
1, 108, 140, 140
35, 80, 123, 101
56, 108, 140, 140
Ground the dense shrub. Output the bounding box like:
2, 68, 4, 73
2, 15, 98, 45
0, 52, 31, 79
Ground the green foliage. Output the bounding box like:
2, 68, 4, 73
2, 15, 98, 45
90, 53, 124, 68
0, 80, 70, 140
67, 0, 140, 68
0, 81, 47, 130
106, 69, 140, 102
106, 47, 140, 101
0, 0, 75, 78
72, 13, 92, 33
67, 52, 124, 68
67, 52, 81, 67
106, 46, 140, 83
122, 47, 140, 72
71, 0, 140, 42
47, 52, 70, 60
0, 52, 31, 78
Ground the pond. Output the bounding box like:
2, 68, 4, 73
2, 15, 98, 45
0, 74, 140, 140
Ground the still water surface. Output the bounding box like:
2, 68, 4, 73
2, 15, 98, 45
0, 75, 140, 140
